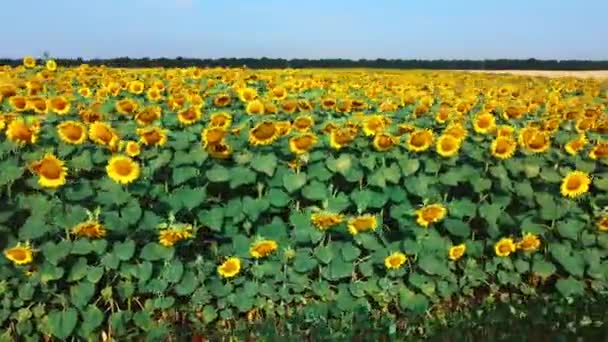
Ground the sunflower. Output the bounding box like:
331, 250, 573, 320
106, 155, 140, 185
495, 238, 516, 257
57, 120, 87, 144
495, 125, 515, 137
564, 134, 588, 155
271, 86, 287, 100
289, 133, 318, 154
209, 112, 232, 129
321, 97, 336, 110
351, 99, 366, 110
128, 80, 145, 94
298, 99, 313, 112
177, 106, 202, 125
115, 98, 138, 115
250, 240, 278, 259
239, 87, 258, 102
384, 252, 407, 270
158, 224, 194, 247
72, 220, 107, 239
473, 113, 496, 134
4, 242, 34, 265
264, 101, 278, 114
6, 119, 40, 145
213, 93, 231, 107
78, 87, 92, 98
416, 204, 447, 227
490, 136, 517, 159
448, 244, 466, 261
89, 122, 119, 147
146, 87, 163, 102
28, 96, 48, 114
218, 257, 241, 278
407, 129, 434, 152
47, 96, 71, 115
292, 115, 314, 131
29, 153, 67, 188
373, 133, 398, 151
436, 134, 461, 157
397, 123, 416, 136
275, 121, 292, 137
201, 127, 226, 148
45, 59, 57, 71
560, 170, 590, 198
311, 211, 344, 230
207, 141, 232, 159
249, 121, 278, 145
517, 233, 540, 252
23, 56, 36, 68
0, 83, 17, 98
323, 122, 339, 134
135, 106, 162, 126
10, 96, 29, 112
362, 115, 387, 136
597, 216, 608, 232
124, 141, 141, 157
329, 127, 356, 150
244, 99, 264, 115
347, 214, 378, 235
575, 118, 595, 133
281, 99, 298, 114
524, 131, 551, 153
137, 126, 167, 146
589, 142, 608, 160
435, 110, 451, 124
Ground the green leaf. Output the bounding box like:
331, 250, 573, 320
172, 186, 207, 211
80, 305, 104, 336
443, 219, 471, 238
471, 178, 492, 193
70, 281, 95, 308
175, 271, 198, 295
399, 288, 429, 314
532, 259, 556, 279
268, 188, 291, 207
556, 277, 585, 297
418, 255, 450, 277
251, 153, 278, 176
206, 165, 230, 182
448, 199, 477, 219
0, 158, 23, 186
328, 258, 354, 280
283, 172, 307, 193
556, 220, 584, 241
294, 251, 318, 273
48, 308, 78, 339
68, 257, 89, 282
140, 243, 175, 261
326, 154, 353, 175
198, 207, 224, 232
172, 166, 199, 186
113, 240, 135, 261
229, 166, 257, 189
314, 246, 334, 264
399, 158, 420, 176
42, 240, 72, 265
202, 305, 218, 324
340, 244, 361, 262
302, 181, 329, 201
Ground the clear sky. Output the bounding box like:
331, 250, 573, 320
2, 0, 607, 60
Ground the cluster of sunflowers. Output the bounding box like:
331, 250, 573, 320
1, 56, 608, 339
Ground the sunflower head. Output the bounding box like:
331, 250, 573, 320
106, 155, 140, 185
292, 115, 314, 131
124, 141, 141, 157
213, 93, 231, 107
473, 113, 496, 134
448, 244, 466, 261
6, 118, 40, 145
416, 204, 447, 227
128, 80, 145, 94
436, 134, 461, 157
28, 96, 48, 114
245, 100, 265, 115
564, 134, 588, 155
289, 133, 318, 155
271, 86, 287, 100
347, 214, 378, 235
373, 133, 398, 152
201, 127, 226, 148
517, 233, 541, 252
321, 97, 337, 110
158, 224, 194, 247
560, 170, 591, 199
250, 240, 278, 259
329, 127, 356, 150
29, 153, 67, 188
407, 129, 434, 152
10, 96, 29, 112
362, 115, 387, 136
249, 121, 278, 146
4, 242, 35, 265
209, 112, 232, 129
310, 211, 344, 230
137, 126, 168, 146
597, 216, 608, 232
115, 98, 139, 115
218, 257, 241, 278
207, 140, 232, 159
281, 99, 298, 114
384, 252, 407, 269
135, 106, 162, 126
177, 106, 202, 125
589, 142, 608, 160
491, 136, 517, 159
23, 56, 36, 68
57, 121, 87, 145
89, 121, 119, 147
495, 238, 516, 257
72, 220, 107, 239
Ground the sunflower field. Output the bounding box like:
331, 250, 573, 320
1, 57, 608, 340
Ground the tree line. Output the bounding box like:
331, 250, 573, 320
1, 57, 608, 70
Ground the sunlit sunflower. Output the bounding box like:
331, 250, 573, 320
298, 99, 313, 112
72, 220, 107, 239
207, 141, 232, 159
264, 101, 279, 114
209, 112, 232, 129
436, 134, 461, 157
448, 244, 466, 261
560, 170, 590, 198
10, 96, 29, 112
23, 56, 36, 68
78, 87, 92, 98
347, 214, 378, 235
289, 132, 318, 154
495, 125, 515, 137
158, 224, 194, 247
250, 240, 278, 259
416, 204, 447, 227
311, 211, 344, 230
249, 121, 278, 145
29, 153, 68, 188
329, 127, 356, 150
373, 132, 398, 151
123, 141, 141, 157
524, 131, 551, 153
362, 115, 387, 136
27, 96, 48, 114
128, 80, 145, 94
235, 97, 261, 114
397, 123, 417, 136
106, 155, 140, 185
517, 233, 540, 252
407, 129, 434, 152
495, 238, 516, 257
280, 99, 297, 114
45, 96, 70, 115
57, 120, 87, 144
4, 242, 34, 265
597, 216, 608, 232
239, 87, 258, 102
115, 98, 139, 115
564, 134, 588, 155
6, 119, 40, 145
490, 136, 517, 159
575, 118, 595, 133
473, 112, 496, 134
321, 97, 337, 110
292, 115, 314, 131
177, 106, 202, 125
384, 252, 407, 270
201, 127, 226, 148
271, 86, 287, 100
146, 87, 163, 101
218, 257, 241, 278
275, 120, 292, 137
137, 126, 167, 147
589, 142, 608, 160
213, 93, 231, 107
135, 106, 162, 126
89, 121, 119, 147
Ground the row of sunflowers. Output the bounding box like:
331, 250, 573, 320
0, 57, 607, 339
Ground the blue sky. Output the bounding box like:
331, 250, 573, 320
2, 0, 607, 60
